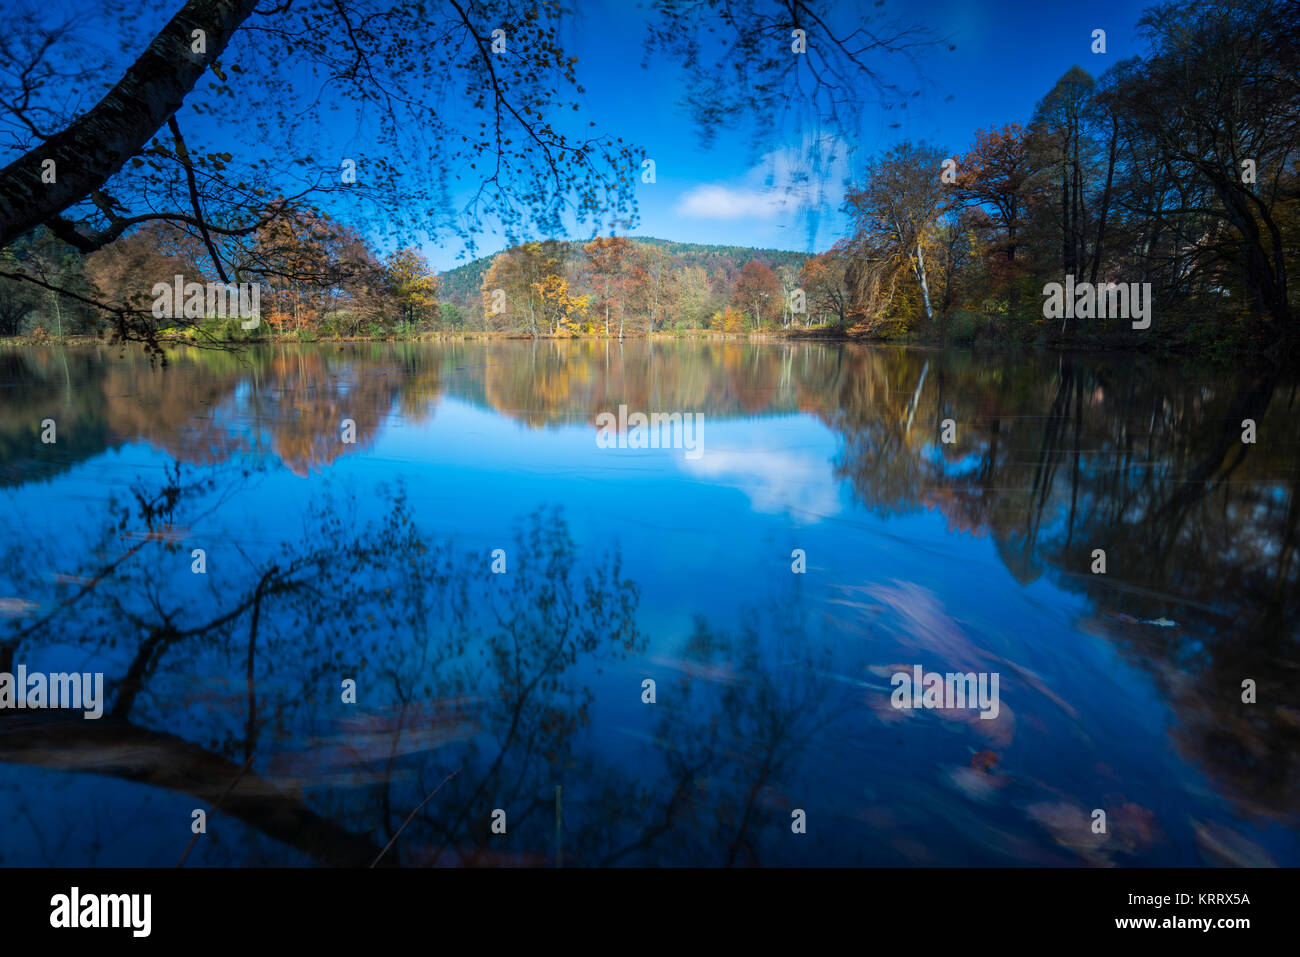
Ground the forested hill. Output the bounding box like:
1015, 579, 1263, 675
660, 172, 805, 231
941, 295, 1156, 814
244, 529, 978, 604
437, 237, 812, 307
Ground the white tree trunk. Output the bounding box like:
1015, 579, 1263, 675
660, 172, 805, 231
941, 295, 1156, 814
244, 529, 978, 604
914, 243, 935, 322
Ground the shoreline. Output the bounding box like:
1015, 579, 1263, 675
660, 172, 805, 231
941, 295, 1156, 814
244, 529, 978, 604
0, 326, 1286, 366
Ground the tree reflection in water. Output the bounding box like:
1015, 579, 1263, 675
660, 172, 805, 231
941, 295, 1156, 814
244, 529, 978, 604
0, 340, 1295, 864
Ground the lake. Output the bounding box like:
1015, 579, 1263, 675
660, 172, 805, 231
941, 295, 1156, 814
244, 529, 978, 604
1, 339, 1296, 866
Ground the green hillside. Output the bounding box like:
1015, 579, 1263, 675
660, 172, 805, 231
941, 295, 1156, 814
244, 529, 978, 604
438, 237, 812, 308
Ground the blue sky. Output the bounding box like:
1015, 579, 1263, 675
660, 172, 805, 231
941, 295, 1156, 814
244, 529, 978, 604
19, 0, 1158, 272
415, 0, 1157, 271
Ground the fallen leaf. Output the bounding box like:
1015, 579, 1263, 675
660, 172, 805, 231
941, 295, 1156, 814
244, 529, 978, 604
971, 749, 999, 772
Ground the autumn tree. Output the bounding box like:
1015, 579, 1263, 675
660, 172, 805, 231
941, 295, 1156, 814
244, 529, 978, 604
799, 252, 849, 329
480, 242, 565, 337
731, 260, 781, 330
710, 305, 747, 333
384, 248, 439, 329
531, 274, 589, 336
954, 125, 1031, 262
241, 209, 383, 336
640, 245, 680, 335
775, 263, 800, 328
676, 265, 719, 329
481, 251, 527, 336
621, 255, 649, 339
844, 142, 951, 324
84, 221, 206, 314
583, 236, 632, 336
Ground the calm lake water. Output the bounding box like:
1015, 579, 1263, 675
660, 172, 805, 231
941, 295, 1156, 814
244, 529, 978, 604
1, 339, 1297, 866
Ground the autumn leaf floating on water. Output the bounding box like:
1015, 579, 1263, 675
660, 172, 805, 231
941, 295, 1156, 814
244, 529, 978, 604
1110, 802, 1160, 854
1026, 799, 1160, 864
1026, 802, 1112, 866
971, 749, 999, 772
948, 750, 1008, 803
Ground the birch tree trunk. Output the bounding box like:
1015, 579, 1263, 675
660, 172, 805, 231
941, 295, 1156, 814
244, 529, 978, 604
914, 244, 935, 322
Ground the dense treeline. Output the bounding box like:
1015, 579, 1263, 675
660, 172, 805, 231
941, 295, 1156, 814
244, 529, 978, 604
0, 213, 440, 341
839, 0, 1298, 351
460, 238, 815, 336
0, 224, 818, 341
397, 0, 1300, 350
0, 0, 1293, 353
441, 238, 817, 333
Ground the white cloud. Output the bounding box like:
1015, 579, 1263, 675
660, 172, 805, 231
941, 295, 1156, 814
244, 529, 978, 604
675, 134, 851, 224
676, 185, 788, 220
681, 445, 842, 523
